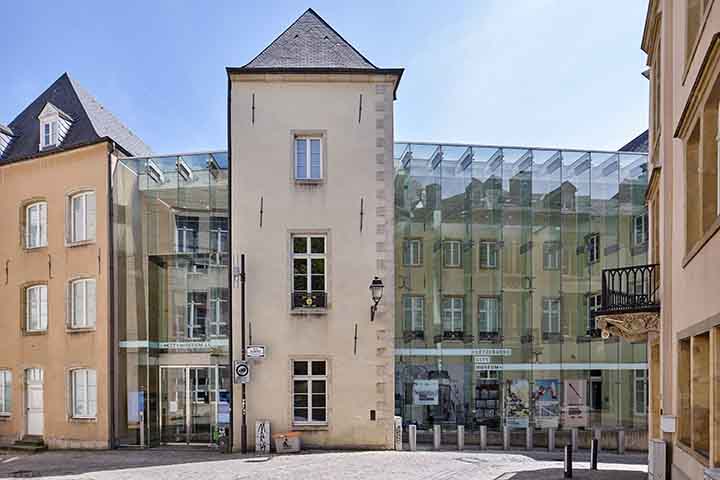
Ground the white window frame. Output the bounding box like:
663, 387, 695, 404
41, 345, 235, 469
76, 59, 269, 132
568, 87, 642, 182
292, 360, 328, 425
633, 214, 648, 246
443, 240, 462, 267
210, 217, 229, 254
634, 369, 648, 416
40, 119, 58, 149
543, 241, 560, 270
588, 293, 602, 331
292, 235, 327, 299
294, 137, 322, 181
186, 291, 207, 339
70, 191, 96, 243
442, 297, 464, 333
479, 241, 498, 269
209, 288, 228, 337
25, 202, 47, 249
71, 368, 97, 419
0, 370, 11, 415
175, 216, 199, 253
403, 239, 423, 266
588, 234, 600, 264
70, 278, 96, 329
542, 298, 561, 334
26, 284, 48, 332
403, 295, 424, 332
478, 297, 499, 333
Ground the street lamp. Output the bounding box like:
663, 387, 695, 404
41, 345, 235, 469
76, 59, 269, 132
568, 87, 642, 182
369, 276, 384, 322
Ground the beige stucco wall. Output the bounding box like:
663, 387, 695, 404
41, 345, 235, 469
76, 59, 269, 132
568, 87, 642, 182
230, 74, 397, 449
0, 143, 112, 448
645, 0, 720, 476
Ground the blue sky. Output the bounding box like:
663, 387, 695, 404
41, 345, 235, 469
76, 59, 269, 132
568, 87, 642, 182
1, 1, 649, 154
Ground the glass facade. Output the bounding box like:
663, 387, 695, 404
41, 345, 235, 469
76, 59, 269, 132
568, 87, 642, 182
113, 152, 230, 446
393, 143, 649, 438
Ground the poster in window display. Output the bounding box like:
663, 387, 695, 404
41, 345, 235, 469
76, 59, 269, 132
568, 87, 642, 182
412, 379, 439, 406
532, 379, 560, 428
504, 379, 530, 428
561, 379, 589, 428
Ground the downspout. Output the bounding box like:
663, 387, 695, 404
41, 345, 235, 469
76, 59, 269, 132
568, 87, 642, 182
227, 73, 234, 452
107, 140, 116, 448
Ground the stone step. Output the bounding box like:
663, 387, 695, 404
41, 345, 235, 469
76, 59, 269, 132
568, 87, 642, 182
16, 435, 44, 446
9, 443, 46, 453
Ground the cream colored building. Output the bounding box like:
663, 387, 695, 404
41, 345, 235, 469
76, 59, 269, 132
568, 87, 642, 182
0, 73, 150, 449
228, 9, 402, 449
641, 1, 720, 478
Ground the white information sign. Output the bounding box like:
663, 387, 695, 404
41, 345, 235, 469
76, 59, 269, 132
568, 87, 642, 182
412, 380, 439, 405
247, 345, 266, 359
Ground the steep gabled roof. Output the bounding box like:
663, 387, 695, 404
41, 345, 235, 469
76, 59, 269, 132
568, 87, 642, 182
1, 73, 151, 165
243, 8, 377, 69
619, 130, 649, 153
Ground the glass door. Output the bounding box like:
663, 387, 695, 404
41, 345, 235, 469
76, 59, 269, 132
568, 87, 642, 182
160, 367, 187, 444
160, 366, 220, 445
188, 367, 214, 443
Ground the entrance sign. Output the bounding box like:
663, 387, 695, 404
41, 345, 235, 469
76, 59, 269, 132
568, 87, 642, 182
247, 345, 266, 359
562, 379, 588, 428
412, 379, 439, 405
504, 379, 530, 428
234, 360, 250, 384
533, 379, 560, 428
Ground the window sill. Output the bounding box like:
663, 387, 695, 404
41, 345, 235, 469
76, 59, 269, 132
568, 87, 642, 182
402, 264, 423, 268
66, 240, 96, 248
24, 245, 48, 252
0, 414, 11, 420
294, 179, 324, 186
66, 327, 96, 334
290, 308, 328, 316
683, 214, 720, 268
69, 416, 97, 424
23, 330, 48, 336
292, 423, 328, 431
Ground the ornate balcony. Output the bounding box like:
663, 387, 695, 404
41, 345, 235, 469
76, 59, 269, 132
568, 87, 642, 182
595, 264, 660, 342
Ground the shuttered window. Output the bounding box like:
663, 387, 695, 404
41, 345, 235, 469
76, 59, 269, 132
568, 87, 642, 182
70, 192, 96, 243
71, 369, 97, 418
26, 284, 48, 332
25, 202, 47, 249
70, 278, 96, 329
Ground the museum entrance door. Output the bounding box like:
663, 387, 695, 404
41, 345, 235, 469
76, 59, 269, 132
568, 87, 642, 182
160, 366, 218, 445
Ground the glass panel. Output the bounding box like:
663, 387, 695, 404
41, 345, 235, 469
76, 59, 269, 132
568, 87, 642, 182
310, 139, 321, 179
293, 361, 308, 376
293, 236, 307, 254
310, 237, 325, 254
311, 361, 326, 376
161, 368, 187, 443
189, 367, 214, 443
295, 139, 307, 179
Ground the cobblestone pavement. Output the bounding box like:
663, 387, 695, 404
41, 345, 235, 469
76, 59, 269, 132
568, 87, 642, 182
0, 448, 648, 479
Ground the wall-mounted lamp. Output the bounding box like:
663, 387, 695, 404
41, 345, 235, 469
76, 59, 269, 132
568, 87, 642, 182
369, 276, 384, 322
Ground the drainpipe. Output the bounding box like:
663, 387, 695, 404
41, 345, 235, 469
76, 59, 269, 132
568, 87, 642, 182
107, 140, 116, 448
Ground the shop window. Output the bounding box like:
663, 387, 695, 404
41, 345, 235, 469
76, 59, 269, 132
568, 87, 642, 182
71, 368, 97, 419
402, 239, 423, 266
292, 235, 327, 309
292, 360, 327, 425
479, 241, 497, 269
0, 370, 10, 415
402, 295, 424, 333
25, 201, 47, 249
442, 240, 462, 268
70, 278, 96, 329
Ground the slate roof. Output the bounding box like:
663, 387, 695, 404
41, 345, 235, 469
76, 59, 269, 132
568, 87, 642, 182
242, 8, 377, 69
1, 73, 151, 165
619, 130, 649, 153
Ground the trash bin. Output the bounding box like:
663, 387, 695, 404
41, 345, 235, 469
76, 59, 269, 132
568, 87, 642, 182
273, 432, 301, 453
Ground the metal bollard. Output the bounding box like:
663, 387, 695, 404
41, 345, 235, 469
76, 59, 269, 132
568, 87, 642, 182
617, 429, 625, 454
503, 426, 510, 450
564, 444, 573, 478
571, 428, 578, 451
593, 428, 602, 453
409, 424, 417, 451
526, 426, 533, 450
479, 425, 487, 450
457, 425, 464, 451
433, 424, 441, 450
548, 428, 555, 451
590, 438, 599, 470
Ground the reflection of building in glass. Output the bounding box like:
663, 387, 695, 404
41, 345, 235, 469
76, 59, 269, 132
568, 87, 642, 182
113, 153, 230, 446
394, 143, 649, 436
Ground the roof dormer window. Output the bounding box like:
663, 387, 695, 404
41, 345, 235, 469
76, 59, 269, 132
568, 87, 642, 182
37, 102, 72, 151
0, 124, 13, 159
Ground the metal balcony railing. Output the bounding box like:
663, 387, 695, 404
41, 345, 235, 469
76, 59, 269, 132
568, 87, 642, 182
292, 291, 327, 309
597, 264, 660, 315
